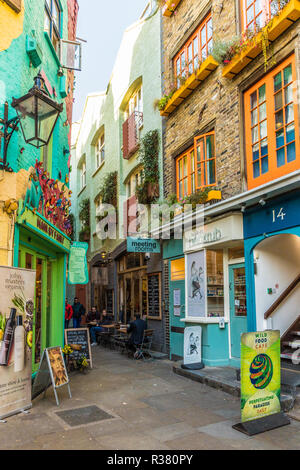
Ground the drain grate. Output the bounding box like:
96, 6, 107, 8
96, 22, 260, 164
55, 405, 114, 427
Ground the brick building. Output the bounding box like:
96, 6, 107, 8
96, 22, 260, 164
158, 0, 300, 366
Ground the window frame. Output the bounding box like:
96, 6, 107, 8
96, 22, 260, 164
173, 12, 213, 88
176, 131, 216, 199
239, 0, 281, 33
44, 0, 62, 55
96, 133, 105, 169
244, 54, 299, 190
80, 161, 86, 190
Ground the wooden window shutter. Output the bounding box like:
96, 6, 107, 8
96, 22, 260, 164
4, 0, 22, 13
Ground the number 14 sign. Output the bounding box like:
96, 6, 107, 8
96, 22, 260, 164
272, 207, 286, 223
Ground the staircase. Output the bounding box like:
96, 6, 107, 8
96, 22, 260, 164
281, 316, 300, 365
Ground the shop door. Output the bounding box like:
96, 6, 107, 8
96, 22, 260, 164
19, 249, 51, 371
169, 280, 185, 360
229, 264, 247, 359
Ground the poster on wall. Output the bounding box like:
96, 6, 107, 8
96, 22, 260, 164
240, 330, 281, 423
184, 326, 202, 366
0, 266, 36, 420
68, 242, 89, 285
186, 250, 206, 317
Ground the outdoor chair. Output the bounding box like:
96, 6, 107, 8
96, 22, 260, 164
134, 329, 154, 361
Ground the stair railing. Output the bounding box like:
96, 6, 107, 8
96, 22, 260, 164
264, 273, 300, 320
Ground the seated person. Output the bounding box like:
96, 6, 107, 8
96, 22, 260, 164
127, 313, 147, 355
90, 309, 113, 346
86, 306, 101, 324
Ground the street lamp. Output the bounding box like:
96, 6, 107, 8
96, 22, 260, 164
0, 73, 63, 169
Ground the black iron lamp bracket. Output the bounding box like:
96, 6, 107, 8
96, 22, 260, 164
0, 102, 20, 171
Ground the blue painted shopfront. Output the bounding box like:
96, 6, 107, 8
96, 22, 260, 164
164, 238, 231, 367
244, 190, 300, 334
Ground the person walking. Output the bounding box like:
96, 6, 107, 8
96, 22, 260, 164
72, 297, 85, 328
65, 299, 73, 329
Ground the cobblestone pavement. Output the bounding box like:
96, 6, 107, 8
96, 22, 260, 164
2, 347, 300, 450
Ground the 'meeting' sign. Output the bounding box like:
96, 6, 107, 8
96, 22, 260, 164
127, 237, 160, 253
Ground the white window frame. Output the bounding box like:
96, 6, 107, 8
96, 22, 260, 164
80, 161, 86, 190
96, 133, 105, 169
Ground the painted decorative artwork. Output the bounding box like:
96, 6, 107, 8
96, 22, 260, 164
22, 160, 72, 237
186, 250, 206, 317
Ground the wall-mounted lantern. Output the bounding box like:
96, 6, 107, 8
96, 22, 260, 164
0, 73, 63, 170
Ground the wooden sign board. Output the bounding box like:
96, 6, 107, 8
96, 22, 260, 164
64, 328, 92, 368
32, 347, 71, 406
147, 273, 162, 320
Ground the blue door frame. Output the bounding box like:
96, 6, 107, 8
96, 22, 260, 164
244, 226, 300, 334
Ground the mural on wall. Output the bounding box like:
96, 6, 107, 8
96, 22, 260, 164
186, 250, 206, 317
20, 161, 72, 236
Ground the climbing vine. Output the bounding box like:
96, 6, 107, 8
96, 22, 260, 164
135, 130, 160, 204
79, 198, 90, 242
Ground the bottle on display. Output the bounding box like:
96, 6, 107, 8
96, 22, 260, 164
14, 315, 25, 373
0, 308, 16, 366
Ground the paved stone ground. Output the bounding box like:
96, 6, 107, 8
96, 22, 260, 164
2, 346, 300, 450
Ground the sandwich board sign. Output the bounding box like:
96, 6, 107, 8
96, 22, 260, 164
182, 326, 204, 370
32, 347, 71, 406
233, 330, 290, 435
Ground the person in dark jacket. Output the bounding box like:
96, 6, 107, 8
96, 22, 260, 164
86, 306, 101, 323
127, 313, 146, 353
72, 297, 85, 328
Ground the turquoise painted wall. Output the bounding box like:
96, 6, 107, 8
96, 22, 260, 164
0, 0, 70, 181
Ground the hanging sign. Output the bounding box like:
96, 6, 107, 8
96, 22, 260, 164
32, 347, 71, 406
68, 242, 89, 285
240, 330, 281, 423
127, 237, 160, 253
0, 266, 35, 420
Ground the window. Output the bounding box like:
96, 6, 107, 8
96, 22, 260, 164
245, 55, 299, 189
176, 132, 216, 199
96, 133, 105, 168
240, 0, 281, 32
44, 0, 61, 55
127, 169, 143, 197
174, 13, 213, 88
80, 162, 86, 190
125, 86, 143, 120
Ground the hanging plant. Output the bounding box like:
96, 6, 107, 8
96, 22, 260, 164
98, 171, 118, 207
79, 198, 90, 242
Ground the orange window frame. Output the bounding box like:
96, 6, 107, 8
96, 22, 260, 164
240, 0, 282, 32
244, 54, 299, 190
173, 12, 212, 87
176, 131, 216, 199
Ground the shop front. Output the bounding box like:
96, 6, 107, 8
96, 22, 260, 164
166, 213, 245, 366
244, 190, 300, 339
14, 202, 71, 374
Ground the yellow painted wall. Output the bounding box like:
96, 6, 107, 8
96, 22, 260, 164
0, 0, 24, 52
0, 168, 31, 266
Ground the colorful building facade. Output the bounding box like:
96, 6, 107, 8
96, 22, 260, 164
159, 0, 300, 366
0, 0, 79, 372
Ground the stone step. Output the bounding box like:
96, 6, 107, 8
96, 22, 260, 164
281, 352, 294, 361
291, 331, 300, 337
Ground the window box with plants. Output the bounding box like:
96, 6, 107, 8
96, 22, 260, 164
159, 56, 219, 116
218, 0, 300, 79
159, 0, 182, 16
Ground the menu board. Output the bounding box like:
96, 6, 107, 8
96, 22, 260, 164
147, 273, 161, 320
64, 328, 92, 368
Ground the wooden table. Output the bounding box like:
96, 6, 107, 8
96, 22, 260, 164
101, 324, 117, 330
